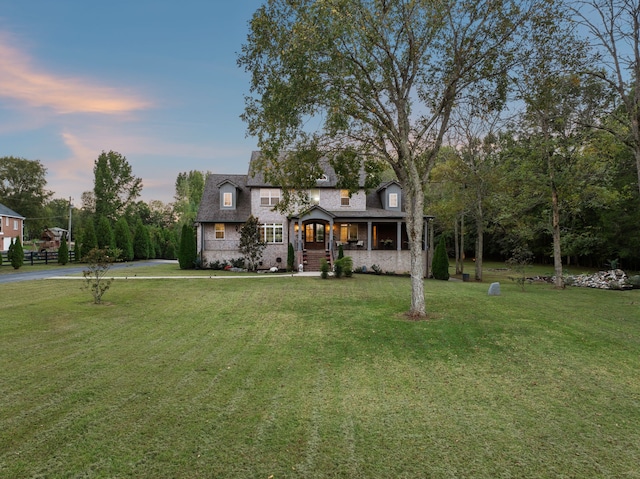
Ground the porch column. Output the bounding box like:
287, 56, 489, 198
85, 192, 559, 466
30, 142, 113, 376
397, 221, 402, 251
329, 219, 334, 249
367, 221, 372, 251
297, 219, 303, 251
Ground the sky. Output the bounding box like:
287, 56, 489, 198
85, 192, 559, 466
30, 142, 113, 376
0, 0, 265, 205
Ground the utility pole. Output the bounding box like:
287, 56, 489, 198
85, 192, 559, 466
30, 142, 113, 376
68, 197, 73, 242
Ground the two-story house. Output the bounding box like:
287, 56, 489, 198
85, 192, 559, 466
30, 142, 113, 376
195, 152, 432, 274
0, 203, 25, 251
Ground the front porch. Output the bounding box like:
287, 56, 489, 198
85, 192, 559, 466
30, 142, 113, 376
290, 208, 432, 274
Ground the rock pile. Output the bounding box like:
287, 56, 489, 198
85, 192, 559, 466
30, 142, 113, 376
564, 269, 632, 290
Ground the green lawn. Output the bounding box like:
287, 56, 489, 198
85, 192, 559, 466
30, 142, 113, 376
1, 273, 639, 478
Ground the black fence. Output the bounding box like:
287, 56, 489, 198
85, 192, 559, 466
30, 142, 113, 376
0, 250, 76, 266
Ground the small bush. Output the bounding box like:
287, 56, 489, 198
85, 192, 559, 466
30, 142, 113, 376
334, 258, 344, 278
230, 257, 246, 268
342, 256, 353, 277
320, 258, 330, 279
371, 264, 382, 275
506, 246, 533, 291
626, 275, 640, 289
82, 248, 114, 304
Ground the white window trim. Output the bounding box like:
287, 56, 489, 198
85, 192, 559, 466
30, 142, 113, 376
309, 188, 320, 205
222, 192, 233, 208
214, 223, 225, 240
340, 223, 358, 241
262, 223, 284, 243
340, 190, 350, 207
260, 189, 281, 206
389, 193, 398, 208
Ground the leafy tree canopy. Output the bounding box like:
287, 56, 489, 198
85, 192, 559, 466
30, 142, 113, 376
93, 150, 142, 221
239, 0, 554, 316
0, 156, 52, 238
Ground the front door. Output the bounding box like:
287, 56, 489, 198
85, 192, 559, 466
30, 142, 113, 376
304, 222, 326, 249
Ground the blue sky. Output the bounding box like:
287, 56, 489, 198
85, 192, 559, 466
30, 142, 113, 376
0, 0, 264, 204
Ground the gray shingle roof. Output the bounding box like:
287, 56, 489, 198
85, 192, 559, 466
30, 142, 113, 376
195, 174, 252, 223
246, 151, 367, 188
0, 203, 24, 219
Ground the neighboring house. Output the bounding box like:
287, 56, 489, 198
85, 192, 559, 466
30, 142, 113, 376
195, 152, 433, 273
40, 227, 69, 251
0, 203, 25, 251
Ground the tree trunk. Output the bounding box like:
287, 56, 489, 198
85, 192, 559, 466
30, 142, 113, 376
454, 218, 461, 274
460, 214, 465, 275
551, 180, 564, 288
475, 192, 483, 281
404, 182, 426, 317
635, 148, 640, 200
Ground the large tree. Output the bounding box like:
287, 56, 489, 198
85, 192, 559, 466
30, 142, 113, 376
513, 7, 602, 288
174, 170, 208, 228
93, 150, 142, 221
0, 156, 52, 238
239, 0, 552, 316
574, 0, 640, 199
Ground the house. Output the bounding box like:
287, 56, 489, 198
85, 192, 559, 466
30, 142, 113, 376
195, 152, 433, 274
0, 203, 25, 251
40, 227, 69, 251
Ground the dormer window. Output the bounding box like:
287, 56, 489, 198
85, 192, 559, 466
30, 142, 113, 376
223, 192, 233, 207
389, 193, 398, 208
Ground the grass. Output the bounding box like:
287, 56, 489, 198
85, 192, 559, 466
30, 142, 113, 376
1, 270, 640, 478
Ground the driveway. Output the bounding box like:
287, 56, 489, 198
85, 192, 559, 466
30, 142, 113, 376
0, 260, 176, 284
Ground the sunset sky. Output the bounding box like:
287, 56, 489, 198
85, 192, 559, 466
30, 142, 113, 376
0, 0, 264, 204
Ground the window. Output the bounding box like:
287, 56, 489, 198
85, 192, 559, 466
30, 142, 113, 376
309, 189, 320, 205
340, 189, 350, 206
260, 188, 280, 206
262, 223, 283, 243
214, 223, 225, 240
340, 224, 358, 241
222, 192, 233, 207
389, 193, 398, 208
13, 220, 18, 230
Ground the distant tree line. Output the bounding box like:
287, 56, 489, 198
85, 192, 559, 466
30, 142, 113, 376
1, 151, 208, 270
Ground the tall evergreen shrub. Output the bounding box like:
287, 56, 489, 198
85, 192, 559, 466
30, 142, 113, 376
287, 242, 295, 272
96, 216, 115, 250
58, 235, 69, 265
178, 224, 197, 269
432, 237, 450, 281
10, 237, 24, 269
114, 217, 134, 261
82, 221, 98, 259
133, 219, 151, 260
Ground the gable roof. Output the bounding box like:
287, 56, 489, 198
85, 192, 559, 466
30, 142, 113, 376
0, 203, 24, 219
195, 174, 252, 223
246, 151, 368, 188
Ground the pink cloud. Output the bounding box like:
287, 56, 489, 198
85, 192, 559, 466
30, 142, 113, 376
0, 34, 150, 114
